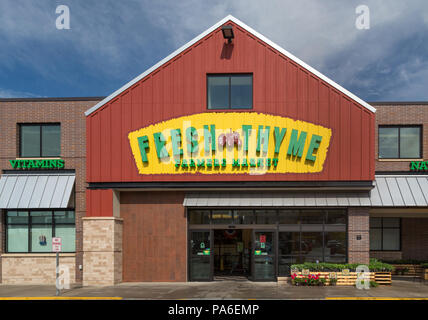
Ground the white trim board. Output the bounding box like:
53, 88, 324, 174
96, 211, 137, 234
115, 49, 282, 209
85, 15, 376, 116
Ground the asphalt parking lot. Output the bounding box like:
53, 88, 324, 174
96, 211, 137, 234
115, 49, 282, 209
0, 279, 427, 300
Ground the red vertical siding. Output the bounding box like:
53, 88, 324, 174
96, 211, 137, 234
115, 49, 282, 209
86, 20, 375, 183
86, 189, 113, 217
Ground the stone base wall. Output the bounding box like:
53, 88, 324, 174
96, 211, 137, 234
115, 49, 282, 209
348, 207, 370, 264
83, 217, 122, 286
1, 254, 76, 284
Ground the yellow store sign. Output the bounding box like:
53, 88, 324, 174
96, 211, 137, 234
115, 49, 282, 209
128, 112, 332, 175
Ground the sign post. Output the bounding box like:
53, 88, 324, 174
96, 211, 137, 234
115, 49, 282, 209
52, 237, 62, 296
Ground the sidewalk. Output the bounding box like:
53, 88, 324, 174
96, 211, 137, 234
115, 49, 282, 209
0, 280, 427, 300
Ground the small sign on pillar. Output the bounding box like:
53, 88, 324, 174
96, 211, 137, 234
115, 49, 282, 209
52, 237, 62, 252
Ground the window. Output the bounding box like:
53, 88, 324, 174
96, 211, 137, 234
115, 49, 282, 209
188, 210, 210, 224
378, 126, 421, 159
207, 74, 253, 109
20, 124, 61, 157
370, 217, 400, 251
6, 210, 75, 253
188, 208, 347, 275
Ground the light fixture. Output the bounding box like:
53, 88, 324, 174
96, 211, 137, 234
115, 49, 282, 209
222, 25, 234, 43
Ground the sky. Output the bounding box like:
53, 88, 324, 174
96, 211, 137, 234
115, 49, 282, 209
0, 0, 427, 102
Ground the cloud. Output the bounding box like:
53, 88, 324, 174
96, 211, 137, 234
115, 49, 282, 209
0, 88, 42, 98
0, 1, 426, 100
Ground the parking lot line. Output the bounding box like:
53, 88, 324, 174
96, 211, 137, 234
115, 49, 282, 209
326, 297, 428, 300
0, 297, 123, 300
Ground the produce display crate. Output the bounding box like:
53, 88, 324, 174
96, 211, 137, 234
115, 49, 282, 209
374, 272, 392, 285
392, 264, 423, 276
292, 271, 392, 286
292, 271, 381, 286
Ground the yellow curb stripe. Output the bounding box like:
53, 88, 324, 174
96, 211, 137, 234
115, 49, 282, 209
326, 297, 428, 300
0, 297, 122, 300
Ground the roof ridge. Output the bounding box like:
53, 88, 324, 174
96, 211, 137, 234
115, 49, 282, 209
85, 15, 375, 116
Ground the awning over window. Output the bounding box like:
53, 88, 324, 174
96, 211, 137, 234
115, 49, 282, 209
183, 175, 428, 208
0, 173, 75, 209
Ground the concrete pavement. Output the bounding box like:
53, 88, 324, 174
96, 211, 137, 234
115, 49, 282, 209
0, 280, 427, 299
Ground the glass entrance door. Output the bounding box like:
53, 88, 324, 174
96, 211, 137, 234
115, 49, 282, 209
189, 230, 213, 281
252, 230, 276, 281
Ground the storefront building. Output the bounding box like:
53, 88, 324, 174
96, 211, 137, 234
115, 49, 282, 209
1, 16, 427, 285
83, 15, 376, 284
0, 97, 102, 284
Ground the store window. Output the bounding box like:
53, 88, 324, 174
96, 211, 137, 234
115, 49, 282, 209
211, 210, 233, 224
278, 210, 347, 275
20, 124, 61, 157
188, 210, 210, 224
207, 74, 253, 109
378, 126, 421, 159
370, 217, 400, 251
6, 210, 75, 253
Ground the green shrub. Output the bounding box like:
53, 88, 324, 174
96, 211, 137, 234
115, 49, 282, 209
421, 263, 428, 268
290, 259, 393, 272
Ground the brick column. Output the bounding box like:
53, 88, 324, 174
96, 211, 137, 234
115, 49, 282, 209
82, 217, 123, 286
348, 207, 370, 264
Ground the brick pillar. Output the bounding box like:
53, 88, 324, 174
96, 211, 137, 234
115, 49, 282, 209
348, 207, 370, 264
82, 217, 123, 286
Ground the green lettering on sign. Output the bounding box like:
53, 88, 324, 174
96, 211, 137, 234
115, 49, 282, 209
197, 159, 205, 167
186, 127, 198, 154
9, 159, 65, 169
170, 129, 183, 157
410, 161, 428, 171
153, 132, 169, 159
221, 158, 227, 167
272, 158, 279, 167
204, 124, 216, 152
273, 127, 287, 153
410, 161, 420, 171
306, 134, 323, 162
137, 135, 149, 163
242, 125, 252, 152
287, 129, 307, 158
256, 125, 270, 153
214, 158, 220, 167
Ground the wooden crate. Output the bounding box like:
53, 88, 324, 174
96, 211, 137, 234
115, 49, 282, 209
374, 272, 392, 285
292, 272, 378, 286
392, 264, 423, 276
424, 269, 428, 280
